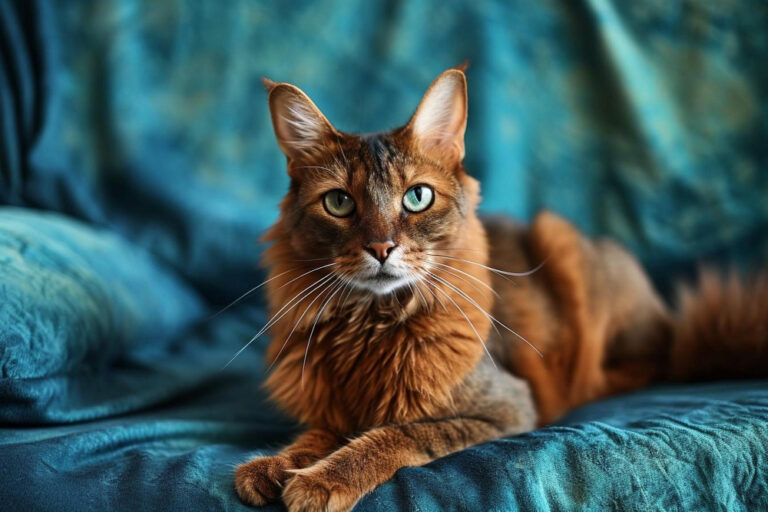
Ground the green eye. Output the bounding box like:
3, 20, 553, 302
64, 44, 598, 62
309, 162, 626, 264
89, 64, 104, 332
323, 189, 355, 217
402, 185, 434, 213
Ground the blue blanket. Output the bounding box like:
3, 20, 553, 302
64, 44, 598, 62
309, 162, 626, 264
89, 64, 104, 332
1, 1, 767, 510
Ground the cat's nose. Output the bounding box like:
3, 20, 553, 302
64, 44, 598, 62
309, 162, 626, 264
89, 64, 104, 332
365, 240, 397, 264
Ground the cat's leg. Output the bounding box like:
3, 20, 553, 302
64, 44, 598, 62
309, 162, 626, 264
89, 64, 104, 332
235, 428, 341, 506
282, 365, 535, 512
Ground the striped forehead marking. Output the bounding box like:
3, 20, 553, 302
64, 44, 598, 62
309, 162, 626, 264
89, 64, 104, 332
357, 134, 404, 209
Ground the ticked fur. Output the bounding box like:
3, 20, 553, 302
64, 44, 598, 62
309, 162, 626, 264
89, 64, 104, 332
235, 69, 768, 512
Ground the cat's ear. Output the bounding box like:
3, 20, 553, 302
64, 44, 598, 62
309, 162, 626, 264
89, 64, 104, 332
406, 68, 468, 167
262, 78, 338, 161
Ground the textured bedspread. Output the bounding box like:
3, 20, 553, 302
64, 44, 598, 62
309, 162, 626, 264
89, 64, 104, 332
2, 1, 768, 510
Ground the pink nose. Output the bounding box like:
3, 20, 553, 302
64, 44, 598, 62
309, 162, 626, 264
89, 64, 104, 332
365, 241, 396, 264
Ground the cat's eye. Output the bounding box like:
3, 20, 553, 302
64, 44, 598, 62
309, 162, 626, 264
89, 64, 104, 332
402, 185, 434, 213
323, 189, 355, 217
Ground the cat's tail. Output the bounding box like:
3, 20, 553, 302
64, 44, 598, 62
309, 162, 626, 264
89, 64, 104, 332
667, 270, 768, 381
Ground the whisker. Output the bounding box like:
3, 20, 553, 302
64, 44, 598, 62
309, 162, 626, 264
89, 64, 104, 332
420, 275, 497, 368
301, 275, 348, 386
207, 268, 294, 320
427, 269, 502, 338
429, 247, 488, 253
420, 278, 448, 312
425, 271, 542, 358
405, 280, 422, 310
338, 279, 357, 310
430, 261, 501, 299
404, 280, 417, 306
222, 272, 337, 368
392, 290, 403, 308
258, 272, 338, 335
426, 253, 548, 278
275, 262, 339, 291
268, 273, 346, 371
242, 272, 337, 345
406, 270, 431, 310
409, 270, 446, 312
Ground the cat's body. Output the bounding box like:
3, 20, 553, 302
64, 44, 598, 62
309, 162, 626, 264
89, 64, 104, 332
485, 213, 671, 425
235, 68, 768, 512
261, 163, 495, 435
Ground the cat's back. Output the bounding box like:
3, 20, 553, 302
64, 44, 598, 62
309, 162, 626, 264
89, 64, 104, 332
482, 211, 670, 424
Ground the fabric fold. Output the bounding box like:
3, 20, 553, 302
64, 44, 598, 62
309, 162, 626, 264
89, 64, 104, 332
0, 207, 204, 380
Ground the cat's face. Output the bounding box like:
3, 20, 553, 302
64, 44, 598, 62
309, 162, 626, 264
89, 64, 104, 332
264, 69, 479, 295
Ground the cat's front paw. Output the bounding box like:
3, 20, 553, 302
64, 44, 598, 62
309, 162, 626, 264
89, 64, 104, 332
235, 455, 292, 506
282, 467, 359, 512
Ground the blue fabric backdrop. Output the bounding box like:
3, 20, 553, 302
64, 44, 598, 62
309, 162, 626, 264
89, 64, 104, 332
1, 0, 767, 510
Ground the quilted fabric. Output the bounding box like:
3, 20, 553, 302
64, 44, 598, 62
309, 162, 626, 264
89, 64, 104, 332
1, 0, 767, 510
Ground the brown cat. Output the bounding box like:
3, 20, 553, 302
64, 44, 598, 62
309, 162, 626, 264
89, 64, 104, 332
234, 67, 768, 512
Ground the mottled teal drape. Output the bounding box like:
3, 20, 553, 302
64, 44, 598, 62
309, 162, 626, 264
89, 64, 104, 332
1, 1, 767, 510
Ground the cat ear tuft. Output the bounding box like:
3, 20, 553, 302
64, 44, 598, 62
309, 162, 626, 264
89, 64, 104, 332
407, 69, 468, 167
265, 82, 337, 161
453, 60, 469, 72
261, 77, 278, 92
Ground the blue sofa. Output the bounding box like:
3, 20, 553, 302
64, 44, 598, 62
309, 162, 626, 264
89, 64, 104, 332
2, 1, 767, 510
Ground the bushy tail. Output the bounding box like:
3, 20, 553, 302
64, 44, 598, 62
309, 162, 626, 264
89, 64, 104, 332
668, 271, 768, 381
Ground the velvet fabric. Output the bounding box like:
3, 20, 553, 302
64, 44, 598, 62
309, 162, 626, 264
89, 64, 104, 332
1, 1, 767, 510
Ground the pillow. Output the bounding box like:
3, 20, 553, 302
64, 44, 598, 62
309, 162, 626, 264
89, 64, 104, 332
0, 207, 204, 379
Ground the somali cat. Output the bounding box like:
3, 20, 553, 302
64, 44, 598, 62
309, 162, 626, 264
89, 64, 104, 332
235, 67, 768, 511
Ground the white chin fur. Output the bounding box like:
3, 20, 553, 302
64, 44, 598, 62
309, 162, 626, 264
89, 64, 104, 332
351, 275, 413, 295
354, 248, 414, 295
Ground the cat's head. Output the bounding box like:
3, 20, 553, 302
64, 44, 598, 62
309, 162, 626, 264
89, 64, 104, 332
262, 68, 486, 296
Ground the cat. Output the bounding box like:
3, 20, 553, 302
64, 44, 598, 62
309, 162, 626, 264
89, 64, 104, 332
234, 66, 768, 512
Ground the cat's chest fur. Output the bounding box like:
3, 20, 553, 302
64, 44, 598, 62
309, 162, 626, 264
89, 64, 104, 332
264, 294, 485, 434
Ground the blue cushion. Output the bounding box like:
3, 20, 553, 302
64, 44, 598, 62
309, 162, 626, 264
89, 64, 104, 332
0, 208, 203, 381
